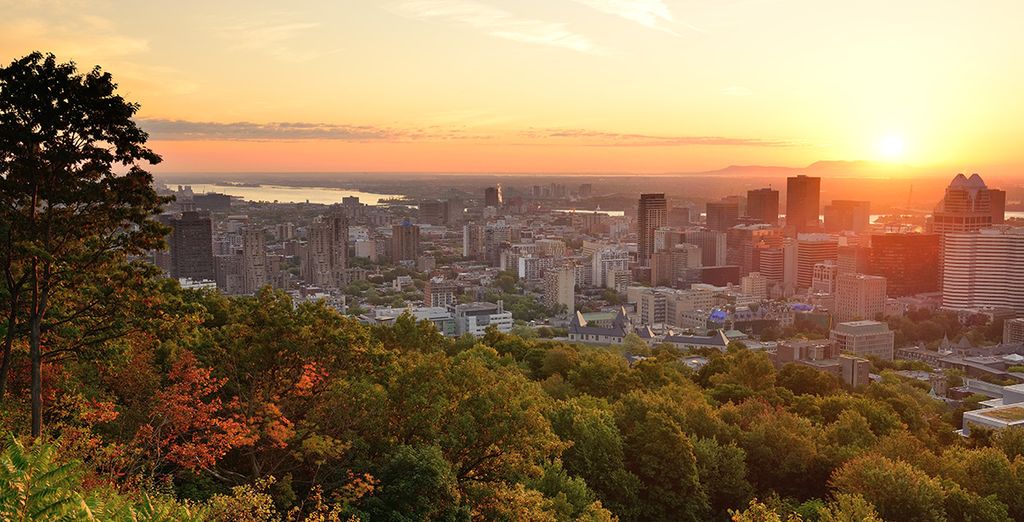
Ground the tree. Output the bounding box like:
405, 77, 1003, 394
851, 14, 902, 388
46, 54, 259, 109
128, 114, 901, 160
0, 52, 168, 437
830, 454, 946, 522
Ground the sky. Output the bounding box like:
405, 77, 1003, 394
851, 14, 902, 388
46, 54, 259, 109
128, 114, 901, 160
2, 0, 1023, 174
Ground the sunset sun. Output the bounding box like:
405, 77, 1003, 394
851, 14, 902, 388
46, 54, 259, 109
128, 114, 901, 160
878, 134, 906, 160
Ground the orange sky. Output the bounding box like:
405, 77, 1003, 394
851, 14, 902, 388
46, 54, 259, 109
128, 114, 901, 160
3, 0, 1023, 174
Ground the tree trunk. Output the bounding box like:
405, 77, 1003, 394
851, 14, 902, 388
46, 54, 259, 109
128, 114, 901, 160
0, 299, 20, 401
30, 309, 41, 438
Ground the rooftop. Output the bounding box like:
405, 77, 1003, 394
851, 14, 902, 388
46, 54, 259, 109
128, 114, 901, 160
978, 406, 1024, 422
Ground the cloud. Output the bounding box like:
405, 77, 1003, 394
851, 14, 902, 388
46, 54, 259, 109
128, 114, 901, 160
569, 0, 704, 34
140, 118, 795, 148
391, 0, 598, 53
523, 128, 795, 147
139, 118, 490, 142
218, 17, 340, 62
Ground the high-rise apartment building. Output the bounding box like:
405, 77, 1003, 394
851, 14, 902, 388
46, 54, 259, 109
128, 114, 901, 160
169, 211, 215, 281
796, 233, 838, 289
746, 188, 780, 225
543, 265, 576, 315
942, 226, 1024, 312
786, 175, 821, 232
867, 233, 940, 296
463, 223, 484, 259
834, 273, 887, 322
823, 200, 871, 233
637, 193, 668, 265
303, 212, 349, 289
424, 277, 457, 308
242, 227, 268, 294
831, 320, 895, 360
391, 220, 421, 263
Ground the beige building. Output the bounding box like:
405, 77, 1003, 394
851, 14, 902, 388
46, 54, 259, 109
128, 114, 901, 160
831, 320, 895, 360
543, 266, 576, 315
834, 273, 886, 323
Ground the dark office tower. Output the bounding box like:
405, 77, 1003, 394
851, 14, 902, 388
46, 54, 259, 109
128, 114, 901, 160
169, 211, 215, 281
419, 200, 447, 225
868, 233, 940, 296
746, 188, 780, 224
579, 184, 593, 197
726, 224, 782, 276
684, 229, 727, 266
990, 188, 1006, 224
637, 193, 668, 265
484, 185, 503, 207
667, 206, 691, 227
786, 175, 821, 232
391, 220, 421, 263
706, 199, 740, 232
823, 200, 871, 233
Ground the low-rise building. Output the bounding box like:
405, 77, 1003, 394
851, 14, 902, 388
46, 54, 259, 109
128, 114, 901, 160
831, 320, 895, 360
450, 302, 513, 336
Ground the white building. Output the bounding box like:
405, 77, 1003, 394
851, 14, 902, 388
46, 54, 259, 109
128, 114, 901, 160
942, 227, 1024, 313
450, 302, 514, 336
592, 248, 630, 288
831, 320, 895, 360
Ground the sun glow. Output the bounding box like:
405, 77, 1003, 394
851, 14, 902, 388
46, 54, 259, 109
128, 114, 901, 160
878, 134, 906, 160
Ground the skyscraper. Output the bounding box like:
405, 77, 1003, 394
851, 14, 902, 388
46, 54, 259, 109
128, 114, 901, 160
786, 175, 821, 232
706, 199, 740, 232
484, 185, 503, 207
746, 188, 780, 225
169, 211, 214, 281
391, 220, 421, 263
867, 233, 940, 296
990, 188, 1007, 225
796, 233, 838, 289
823, 200, 871, 233
930, 173, 993, 235
637, 193, 667, 265
684, 229, 727, 266
942, 226, 1024, 313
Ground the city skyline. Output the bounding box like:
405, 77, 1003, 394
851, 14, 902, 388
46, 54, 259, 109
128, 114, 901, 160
4, 1, 1024, 175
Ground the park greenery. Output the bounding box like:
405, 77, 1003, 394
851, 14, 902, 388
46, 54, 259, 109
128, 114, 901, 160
5, 52, 1024, 520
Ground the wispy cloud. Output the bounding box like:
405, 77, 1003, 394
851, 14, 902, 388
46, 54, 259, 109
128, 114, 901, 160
569, 0, 703, 34
140, 118, 794, 148
523, 128, 795, 147
139, 119, 489, 142
391, 0, 598, 53
218, 16, 341, 62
